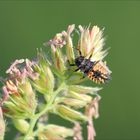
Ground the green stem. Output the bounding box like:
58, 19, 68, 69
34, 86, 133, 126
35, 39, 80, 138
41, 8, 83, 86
23, 82, 66, 140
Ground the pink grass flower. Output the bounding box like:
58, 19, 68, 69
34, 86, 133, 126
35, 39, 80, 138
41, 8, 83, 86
86, 96, 101, 140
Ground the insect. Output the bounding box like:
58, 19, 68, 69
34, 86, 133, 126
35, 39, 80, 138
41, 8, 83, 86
73, 50, 111, 84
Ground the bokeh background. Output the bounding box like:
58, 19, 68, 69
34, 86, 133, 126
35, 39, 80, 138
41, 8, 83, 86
0, 1, 140, 140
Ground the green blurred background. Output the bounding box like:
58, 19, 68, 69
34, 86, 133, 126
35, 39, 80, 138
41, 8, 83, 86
0, 1, 140, 140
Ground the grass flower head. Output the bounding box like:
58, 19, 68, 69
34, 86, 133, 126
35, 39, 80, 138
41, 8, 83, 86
0, 24, 111, 140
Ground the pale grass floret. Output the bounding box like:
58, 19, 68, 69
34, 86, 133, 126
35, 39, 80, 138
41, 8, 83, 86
78, 25, 107, 62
